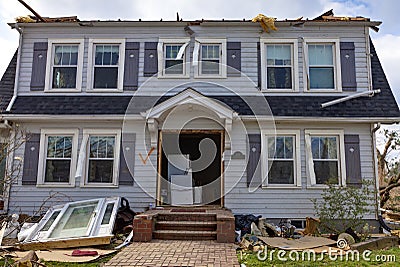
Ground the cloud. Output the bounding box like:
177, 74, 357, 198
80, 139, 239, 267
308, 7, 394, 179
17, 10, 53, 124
372, 34, 400, 105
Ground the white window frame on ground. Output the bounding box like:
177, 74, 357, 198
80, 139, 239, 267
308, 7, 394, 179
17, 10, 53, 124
81, 129, 121, 188
261, 130, 301, 188
305, 129, 346, 187
37, 129, 79, 187
87, 39, 125, 92
260, 39, 299, 92
23, 197, 120, 242
303, 39, 342, 92
45, 39, 84, 92
194, 38, 227, 78
157, 38, 190, 78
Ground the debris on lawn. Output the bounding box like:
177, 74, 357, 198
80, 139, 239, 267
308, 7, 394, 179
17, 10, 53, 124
235, 214, 400, 255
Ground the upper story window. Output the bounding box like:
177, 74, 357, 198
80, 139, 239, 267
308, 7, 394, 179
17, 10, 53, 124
194, 38, 227, 78
158, 38, 190, 78
305, 39, 341, 92
262, 130, 301, 187
305, 130, 346, 186
45, 39, 84, 92
87, 39, 125, 91
37, 129, 79, 187
260, 39, 298, 91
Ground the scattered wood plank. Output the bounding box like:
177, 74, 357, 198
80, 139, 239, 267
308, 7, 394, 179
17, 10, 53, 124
18, 235, 113, 251
350, 236, 399, 252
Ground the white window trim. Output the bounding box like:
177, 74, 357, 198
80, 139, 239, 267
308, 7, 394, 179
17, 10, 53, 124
157, 38, 190, 78
305, 129, 346, 187
45, 39, 84, 92
303, 38, 342, 92
193, 38, 227, 78
87, 39, 125, 92
81, 129, 121, 188
261, 129, 301, 188
37, 129, 79, 187
260, 39, 299, 92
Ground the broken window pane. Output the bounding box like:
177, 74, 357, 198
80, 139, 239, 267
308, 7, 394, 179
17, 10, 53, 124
101, 203, 115, 225
49, 201, 99, 239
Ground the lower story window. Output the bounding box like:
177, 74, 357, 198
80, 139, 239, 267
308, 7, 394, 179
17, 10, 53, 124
45, 136, 73, 183
87, 135, 116, 184
263, 130, 301, 187
306, 130, 345, 186
267, 136, 295, 184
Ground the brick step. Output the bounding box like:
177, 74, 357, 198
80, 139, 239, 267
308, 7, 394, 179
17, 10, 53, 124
156, 212, 216, 222
153, 230, 217, 240
155, 220, 217, 231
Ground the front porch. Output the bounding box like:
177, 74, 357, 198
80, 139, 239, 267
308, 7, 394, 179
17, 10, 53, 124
132, 207, 235, 243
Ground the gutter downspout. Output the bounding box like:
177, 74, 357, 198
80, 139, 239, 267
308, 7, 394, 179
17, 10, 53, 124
371, 123, 381, 220
6, 23, 23, 112
320, 89, 381, 108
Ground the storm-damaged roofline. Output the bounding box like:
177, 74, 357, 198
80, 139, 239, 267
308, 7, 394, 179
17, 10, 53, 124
8, 19, 382, 29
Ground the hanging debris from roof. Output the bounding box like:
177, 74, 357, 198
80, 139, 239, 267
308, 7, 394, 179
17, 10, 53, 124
15, 16, 36, 23
252, 14, 278, 33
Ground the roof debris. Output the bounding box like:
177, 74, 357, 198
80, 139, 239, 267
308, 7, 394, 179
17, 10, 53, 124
313, 9, 370, 22
251, 14, 278, 33
15, 15, 80, 23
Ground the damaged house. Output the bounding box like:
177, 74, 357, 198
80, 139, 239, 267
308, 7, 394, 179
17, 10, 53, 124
0, 10, 399, 240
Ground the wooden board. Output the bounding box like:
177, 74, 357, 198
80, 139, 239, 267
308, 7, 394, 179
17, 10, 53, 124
11, 248, 116, 263
17, 235, 113, 251
258, 236, 336, 250
350, 236, 399, 252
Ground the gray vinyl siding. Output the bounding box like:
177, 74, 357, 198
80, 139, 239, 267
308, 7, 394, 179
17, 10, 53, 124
8, 120, 377, 219
224, 121, 376, 219
17, 25, 370, 95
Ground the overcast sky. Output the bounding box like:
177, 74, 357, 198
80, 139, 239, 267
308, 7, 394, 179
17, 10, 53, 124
0, 0, 399, 106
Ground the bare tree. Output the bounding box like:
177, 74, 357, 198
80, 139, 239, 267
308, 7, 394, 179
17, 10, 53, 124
377, 129, 400, 209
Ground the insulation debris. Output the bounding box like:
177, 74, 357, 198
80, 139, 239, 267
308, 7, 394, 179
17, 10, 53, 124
15, 16, 36, 23
251, 14, 278, 33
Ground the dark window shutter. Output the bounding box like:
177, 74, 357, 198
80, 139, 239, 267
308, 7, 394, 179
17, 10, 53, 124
119, 133, 136, 186
143, 42, 158, 77
247, 134, 261, 188
344, 134, 362, 188
123, 42, 140, 91
340, 42, 357, 91
227, 42, 241, 76
30, 42, 48, 91
22, 133, 40, 185
257, 42, 261, 89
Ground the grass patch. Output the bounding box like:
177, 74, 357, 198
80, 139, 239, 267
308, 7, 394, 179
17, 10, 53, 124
238, 247, 400, 266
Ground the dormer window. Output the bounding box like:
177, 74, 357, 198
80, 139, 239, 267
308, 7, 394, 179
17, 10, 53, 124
260, 39, 299, 91
45, 39, 84, 92
87, 39, 125, 91
194, 38, 227, 78
157, 38, 190, 78
304, 39, 342, 92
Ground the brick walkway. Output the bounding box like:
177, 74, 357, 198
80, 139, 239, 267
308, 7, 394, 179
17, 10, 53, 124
105, 240, 240, 267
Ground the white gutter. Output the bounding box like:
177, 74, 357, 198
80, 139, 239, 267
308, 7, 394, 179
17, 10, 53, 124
6, 23, 23, 112
371, 123, 382, 219
241, 116, 400, 123
320, 89, 381, 108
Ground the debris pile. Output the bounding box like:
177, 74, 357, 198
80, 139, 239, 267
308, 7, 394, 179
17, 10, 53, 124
0, 197, 137, 265
235, 214, 400, 262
